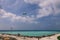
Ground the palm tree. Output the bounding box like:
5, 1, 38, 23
11, 27, 13, 30
10, 27, 13, 33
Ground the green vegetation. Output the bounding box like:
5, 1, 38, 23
57, 36, 60, 40
10, 37, 17, 40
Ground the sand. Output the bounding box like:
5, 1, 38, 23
0, 34, 60, 40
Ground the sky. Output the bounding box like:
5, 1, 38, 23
0, 0, 60, 30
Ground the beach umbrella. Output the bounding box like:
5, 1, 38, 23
34, 36, 41, 40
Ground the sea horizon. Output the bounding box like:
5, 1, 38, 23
0, 30, 60, 37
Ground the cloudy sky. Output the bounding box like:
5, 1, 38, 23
0, 0, 60, 30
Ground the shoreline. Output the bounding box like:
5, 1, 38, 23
0, 33, 60, 40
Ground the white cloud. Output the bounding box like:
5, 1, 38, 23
24, 0, 60, 18
0, 0, 60, 23
0, 0, 24, 11
0, 9, 37, 23
37, 7, 52, 18
24, 0, 40, 4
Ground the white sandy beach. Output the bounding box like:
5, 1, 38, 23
0, 34, 60, 40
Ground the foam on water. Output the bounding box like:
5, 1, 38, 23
0, 31, 59, 36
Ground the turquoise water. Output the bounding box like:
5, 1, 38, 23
0, 31, 60, 36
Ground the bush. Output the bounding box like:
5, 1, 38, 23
10, 37, 17, 40
57, 36, 60, 40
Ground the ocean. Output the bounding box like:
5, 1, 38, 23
0, 30, 60, 36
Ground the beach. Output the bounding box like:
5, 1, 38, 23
0, 33, 60, 40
